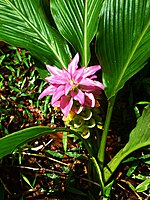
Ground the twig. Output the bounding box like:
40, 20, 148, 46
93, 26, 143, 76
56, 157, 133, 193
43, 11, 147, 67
0, 177, 12, 196
17, 152, 68, 166
14, 165, 68, 176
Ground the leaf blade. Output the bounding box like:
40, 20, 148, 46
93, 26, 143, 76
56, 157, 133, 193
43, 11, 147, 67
104, 105, 150, 183
96, 0, 150, 99
0, 126, 68, 159
51, 0, 104, 66
0, 0, 71, 73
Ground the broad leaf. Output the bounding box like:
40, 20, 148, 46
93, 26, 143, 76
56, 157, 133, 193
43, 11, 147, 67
0, 126, 89, 160
51, 0, 104, 66
0, 0, 72, 76
96, 0, 150, 99
0, 126, 69, 159
104, 105, 150, 183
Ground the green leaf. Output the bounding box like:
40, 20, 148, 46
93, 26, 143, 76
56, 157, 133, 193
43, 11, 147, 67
51, 0, 104, 66
136, 101, 150, 105
9, 86, 20, 93
45, 173, 59, 179
136, 178, 150, 192
0, 0, 72, 76
104, 180, 114, 198
65, 152, 83, 158
96, 0, 150, 99
126, 161, 139, 177
127, 181, 136, 191
62, 132, 68, 152
0, 55, 5, 65
0, 126, 68, 159
21, 174, 33, 188
132, 174, 147, 181
32, 176, 37, 188
123, 156, 137, 163
46, 150, 64, 158
104, 105, 150, 183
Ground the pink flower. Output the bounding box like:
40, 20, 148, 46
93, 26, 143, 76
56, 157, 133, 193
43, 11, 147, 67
39, 53, 104, 116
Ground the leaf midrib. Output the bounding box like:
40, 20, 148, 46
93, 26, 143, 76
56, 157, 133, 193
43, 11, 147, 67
112, 18, 150, 98
6, 0, 67, 68
84, 0, 88, 67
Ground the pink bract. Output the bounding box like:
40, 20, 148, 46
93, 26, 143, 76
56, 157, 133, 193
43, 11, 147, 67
39, 53, 104, 116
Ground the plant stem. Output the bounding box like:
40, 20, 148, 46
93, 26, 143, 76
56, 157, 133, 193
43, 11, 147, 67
91, 157, 104, 194
69, 129, 105, 191
98, 95, 116, 169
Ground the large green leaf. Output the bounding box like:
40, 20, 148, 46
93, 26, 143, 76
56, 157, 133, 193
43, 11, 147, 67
104, 105, 150, 183
0, 0, 71, 75
96, 0, 150, 99
0, 126, 69, 159
50, 0, 104, 66
0, 126, 92, 160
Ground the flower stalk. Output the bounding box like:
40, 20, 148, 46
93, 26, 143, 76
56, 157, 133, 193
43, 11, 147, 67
98, 95, 116, 170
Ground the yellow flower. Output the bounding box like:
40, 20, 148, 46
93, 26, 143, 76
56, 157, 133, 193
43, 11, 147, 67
63, 110, 75, 124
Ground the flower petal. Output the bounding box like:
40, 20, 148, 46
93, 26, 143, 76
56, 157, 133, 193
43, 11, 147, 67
80, 78, 104, 90
92, 80, 104, 90
68, 53, 79, 75
52, 100, 60, 107
51, 85, 65, 104
85, 93, 95, 107
73, 89, 85, 105
38, 85, 55, 99
90, 75, 97, 79
62, 69, 71, 80
83, 65, 101, 78
73, 67, 84, 82
65, 82, 72, 95
46, 65, 62, 76
60, 96, 73, 116
45, 75, 67, 84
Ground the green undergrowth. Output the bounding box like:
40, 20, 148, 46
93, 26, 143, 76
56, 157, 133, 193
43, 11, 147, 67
0, 44, 52, 135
